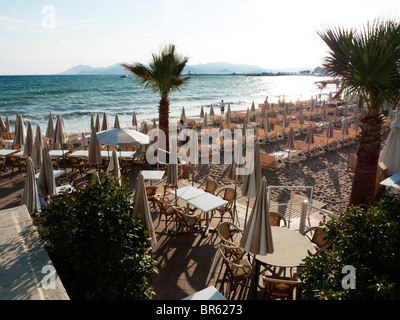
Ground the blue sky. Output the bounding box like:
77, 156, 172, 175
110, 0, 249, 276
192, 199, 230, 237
0, 0, 399, 75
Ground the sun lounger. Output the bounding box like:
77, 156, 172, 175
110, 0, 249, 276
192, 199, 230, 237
260, 153, 285, 170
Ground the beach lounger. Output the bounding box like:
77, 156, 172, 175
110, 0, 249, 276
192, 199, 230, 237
326, 139, 341, 152
287, 150, 307, 165
260, 153, 285, 170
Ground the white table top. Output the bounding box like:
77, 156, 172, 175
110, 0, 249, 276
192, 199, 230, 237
256, 227, 315, 268
35, 170, 65, 180
140, 170, 165, 181
380, 173, 400, 189
0, 149, 17, 156
49, 150, 69, 157
169, 185, 206, 201
69, 150, 135, 158
186, 192, 228, 213
182, 286, 226, 300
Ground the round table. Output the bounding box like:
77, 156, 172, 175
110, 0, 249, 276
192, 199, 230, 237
256, 227, 315, 268
252, 227, 315, 295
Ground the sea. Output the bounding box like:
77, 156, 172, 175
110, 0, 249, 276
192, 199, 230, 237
0, 74, 335, 134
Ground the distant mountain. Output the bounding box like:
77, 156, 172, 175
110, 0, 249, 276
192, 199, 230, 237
59, 63, 127, 75
59, 62, 315, 75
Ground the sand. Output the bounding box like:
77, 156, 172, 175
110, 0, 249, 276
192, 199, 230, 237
191, 134, 358, 216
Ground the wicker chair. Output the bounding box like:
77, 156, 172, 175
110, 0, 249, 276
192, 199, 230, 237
154, 196, 176, 232
199, 179, 218, 195
217, 221, 243, 247
67, 156, 86, 176
262, 274, 301, 300
302, 226, 330, 253
269, 212, 287, 227
212, 187, 236, 222
7, 156, 26, 177
218, 244, 252, 299
146, 185, 159, 212
173, 205, 203, 242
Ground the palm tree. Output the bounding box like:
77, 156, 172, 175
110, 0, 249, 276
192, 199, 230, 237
122, 44, 190, 151
318, 19, 400, 206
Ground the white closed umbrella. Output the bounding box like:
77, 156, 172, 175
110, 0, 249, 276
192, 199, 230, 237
203, 112, 208, 128
114, 114, 121, 129
0, 117, 6, 133
13, 113, 25, 146
180, 107, 186, 121
188, 129, 199, 186
326, 120, 334, 145
242, 143, 262, 228
21, 157, 41, 213
31, 125, 43, 169
80, 132, 88, 148
88, 126, 102, 166
286, 126, 295, 152
228, 136, 245, 224
379, 113, 400, 175
132, 111, 138, 128
107, 149, 121, 184
95, 113, 101, 132
209, 104, 214, 117
38, 146, 56, 198
133, 172, 157, 248
5, 116, 11, 133
304, 125, 315, 152
240, 177, 274, 256
45, 113, 55, 139
101, 112, 111, 131
23, 121, 34, 157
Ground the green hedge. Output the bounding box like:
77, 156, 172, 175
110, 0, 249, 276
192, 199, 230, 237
33, 174, 158, 300
300, 192, 400, 299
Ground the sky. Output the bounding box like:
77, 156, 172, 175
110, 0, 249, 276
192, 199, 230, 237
0, 0, 399, 75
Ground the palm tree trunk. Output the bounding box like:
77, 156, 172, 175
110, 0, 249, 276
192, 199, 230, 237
349, 109, 384, 206
158, 94, 170, 153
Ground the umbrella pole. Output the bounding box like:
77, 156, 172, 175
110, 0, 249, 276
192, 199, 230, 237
244, 198, 250, 229
233, 181, 238, 226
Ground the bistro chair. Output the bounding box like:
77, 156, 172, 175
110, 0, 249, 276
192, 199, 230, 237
172, 205, 203, 243
262, 274, 302, 300
218, 244, 252, 299
302, 226, 330, 253
199, 179, 219, 195
67, 156, 86, 176
212, 187, 236, 222
269, 212, 287, 227
146, 185, 160, 212
7, 156, 26, 177
217, 221, 243, 248
154, 196, 176, 232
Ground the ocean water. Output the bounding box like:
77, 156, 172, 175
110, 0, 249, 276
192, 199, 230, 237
0, 74, 335, 134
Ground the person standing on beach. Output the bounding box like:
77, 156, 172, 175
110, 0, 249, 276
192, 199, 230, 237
219, 100, 225, 115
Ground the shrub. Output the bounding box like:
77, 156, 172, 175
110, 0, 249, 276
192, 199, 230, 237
33, 174, 158, 300
300, 192, 400, 299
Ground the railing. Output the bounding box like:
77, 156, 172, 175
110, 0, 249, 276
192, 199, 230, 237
299, 200, 339, 234
267, 185, 314, 229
